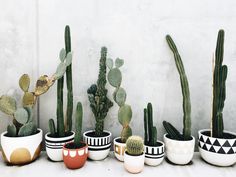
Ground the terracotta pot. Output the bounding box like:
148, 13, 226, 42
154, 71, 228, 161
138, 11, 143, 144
124, 151, 144, 174
63, 142, 88, 169
144, 141, 165, 166
45, 131, 75, 162
164, 134, 195, 165
83, 130, 112, 161
113, 137, 126, 161
1, 129, 42, 165
198, 129, 236, 166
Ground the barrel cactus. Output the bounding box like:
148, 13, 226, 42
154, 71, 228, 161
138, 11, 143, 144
87, 47, 113, 136
126, 136, 144, 156
162, 35, 191, 141
106, 58, 132, 143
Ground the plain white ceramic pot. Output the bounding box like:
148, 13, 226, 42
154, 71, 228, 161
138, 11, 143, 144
83, 130, 112, 161
164, 134, 195, 165
124, 151, 145, 174
198, 129, 236, 166
45, 131, 75, 162
144, 141, 165, 166
113, 137, 126, 161
1, 129, 43, 165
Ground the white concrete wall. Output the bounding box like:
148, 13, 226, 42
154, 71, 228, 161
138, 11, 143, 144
1, 0, 236, 149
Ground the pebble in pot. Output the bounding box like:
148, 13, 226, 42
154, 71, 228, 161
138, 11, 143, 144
124, 136, 145, 174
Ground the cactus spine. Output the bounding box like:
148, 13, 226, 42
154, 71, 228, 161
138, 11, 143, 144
212, 30, 227, 138
106, 58, 132, 143
87, 47, 113, 136
126, 136, 144, 155
162, 35, 191, 140
144, 103, 157, 146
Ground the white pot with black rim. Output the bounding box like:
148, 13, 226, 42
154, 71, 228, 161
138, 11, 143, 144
45, 131, 75, 161
198, 129, 236, 166
83, 130, 112, 161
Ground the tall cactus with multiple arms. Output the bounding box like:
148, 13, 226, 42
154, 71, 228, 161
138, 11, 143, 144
144, 103, 157, 146
87, 47, 113, 136
211, 30, 227, 138
106, 58, 132, 143
48, 25, 73, 137
162, 35, 191, 141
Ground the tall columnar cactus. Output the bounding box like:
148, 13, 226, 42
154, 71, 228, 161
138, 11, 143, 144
48, 26, 73, 137
87, 47, 113, 136
106, 58, 132, 143
126, 136, 144, 155
162, 35, 191, 141
211, 30, 227, 138
144, 103, 157, 146
74, 102, 83, 146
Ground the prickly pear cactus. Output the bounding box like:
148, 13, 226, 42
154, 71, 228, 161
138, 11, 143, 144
107, 58, 132, 143
126, 136, 144, 155
0, 95, 17, 115
19, 74, 30, 92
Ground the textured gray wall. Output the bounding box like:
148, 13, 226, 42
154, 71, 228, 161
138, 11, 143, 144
1, 0, 236, 150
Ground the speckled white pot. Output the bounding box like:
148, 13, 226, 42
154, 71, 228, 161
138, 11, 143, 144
113, 137, 126, 161
164, 134, 195, 165
124, 151, 145, 174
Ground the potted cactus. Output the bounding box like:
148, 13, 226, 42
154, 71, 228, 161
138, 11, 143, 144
198, 30, 236, 166
0, 56, 69, 165
106, 58, 132, 161
45, 25, 75, 162
162, 35, 195, 165
124, 136, 144, 174
144, 103, 164, 166
84, 47, 113, 161
63, 102, 88, 169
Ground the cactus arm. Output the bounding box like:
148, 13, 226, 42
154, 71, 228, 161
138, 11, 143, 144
163, 121, 183, 140
57, 78, 65, 137
48, 119, 56, 136
147, 103, 153, 144
65, 25, 73, 132
74, 102, 83, 146
144, 108, 148, 144
166, 35, 191, 140
152, 126, 157, 145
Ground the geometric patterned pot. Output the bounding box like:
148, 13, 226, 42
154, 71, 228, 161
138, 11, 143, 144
1, 129, 43, 165
83, 130, 112, 161
198, 129, 236, 166
113, 137, 126, 161
144, 141, 165, 166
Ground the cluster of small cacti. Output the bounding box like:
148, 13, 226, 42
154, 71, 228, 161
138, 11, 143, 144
87, 47, 113, 136
106, 58, 132, 143
144, 103, 157, 146
211, 30, 227, 138
162, 35, 191, 141
48, 25, 75, 138
126, 136, 144, 156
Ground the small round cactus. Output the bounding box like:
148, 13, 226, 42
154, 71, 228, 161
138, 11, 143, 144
126, 136, 144, 156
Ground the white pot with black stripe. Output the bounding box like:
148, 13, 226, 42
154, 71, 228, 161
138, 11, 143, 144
144, 141, 165, 166
45, 132, 75, 161
83, 130, 112, 161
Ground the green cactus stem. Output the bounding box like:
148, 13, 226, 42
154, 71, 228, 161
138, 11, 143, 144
126, 136, 144, 155
74, 102, 83, 146
212, 30, 227, 138
49, 119, 56, 136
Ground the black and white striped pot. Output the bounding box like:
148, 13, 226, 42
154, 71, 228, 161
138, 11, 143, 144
198, 129, 236, 166
144, 141, 165, 166
83, 130, 112, 161
45, 131, 75, 162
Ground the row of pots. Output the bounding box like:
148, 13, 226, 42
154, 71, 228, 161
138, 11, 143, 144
1, 129, 236, 168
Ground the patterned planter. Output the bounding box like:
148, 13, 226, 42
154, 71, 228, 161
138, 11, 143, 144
1, 129, 42, 165
113, 137, 126, 161
144, 141, 165, 166
164, 134, 195, 165
198, 129, 236, 166
63, 142, 88, 169
124, 151, 145, 174
45, 131, 75, 162
83, 130, 112, 161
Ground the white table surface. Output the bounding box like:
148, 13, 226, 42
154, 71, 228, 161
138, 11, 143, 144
0, 152, 235, 177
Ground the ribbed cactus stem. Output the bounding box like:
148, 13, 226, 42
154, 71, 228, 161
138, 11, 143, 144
74, 102, 83, 146
166, 35, 191, 140
144, 108, 148, 144
65, 25, 73, 132
49, 119, 56, 136
57, 77, 65, 137
147, 103, 153, 144
212, 30, 227, 138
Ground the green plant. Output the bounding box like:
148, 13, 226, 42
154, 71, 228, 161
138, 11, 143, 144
144, 103, 157, 146
48, 25, 74, 137
106, 58, 132, 143
126, 136, 144, 155
87, 47, 113, 136
74, 102, 83, 146
211, 30, 227, 138
162, 35, 191, 141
